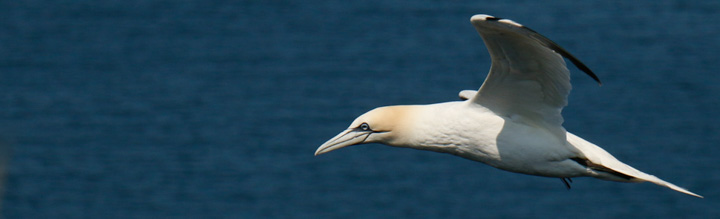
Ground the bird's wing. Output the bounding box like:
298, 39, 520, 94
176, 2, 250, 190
469, 15, 600, 132
458, 90, 476, 100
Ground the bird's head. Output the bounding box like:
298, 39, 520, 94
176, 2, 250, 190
314, 105, 417, 156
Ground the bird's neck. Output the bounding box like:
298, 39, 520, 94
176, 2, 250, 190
381, 103, 465, 154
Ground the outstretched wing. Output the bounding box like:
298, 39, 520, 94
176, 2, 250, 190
469, 15, 600, 133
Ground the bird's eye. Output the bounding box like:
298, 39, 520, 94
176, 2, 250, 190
359, 123, 370, 131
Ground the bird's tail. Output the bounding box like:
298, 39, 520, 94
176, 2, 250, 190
636, 173, 703, 198
592, 159, 703, 198
567, 133, 703, 198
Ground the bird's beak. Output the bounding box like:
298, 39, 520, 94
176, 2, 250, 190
315, 129, 372, 156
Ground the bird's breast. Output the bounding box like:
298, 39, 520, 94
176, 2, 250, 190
408, 102, 579, 175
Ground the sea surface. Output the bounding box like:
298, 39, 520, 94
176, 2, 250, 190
2, 0, 719, 218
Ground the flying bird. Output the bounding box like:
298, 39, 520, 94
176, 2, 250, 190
315, 14, 702, 198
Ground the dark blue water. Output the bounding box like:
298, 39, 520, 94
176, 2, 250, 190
2, 0, 719, 218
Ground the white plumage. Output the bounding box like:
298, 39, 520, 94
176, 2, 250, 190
315, 14, 701, 198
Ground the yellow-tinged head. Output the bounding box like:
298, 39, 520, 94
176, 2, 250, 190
314, 105, 418, 156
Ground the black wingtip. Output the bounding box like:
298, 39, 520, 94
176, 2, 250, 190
520, 25, 603, 86
545, 42, 602, 86
573, 60, 603, 86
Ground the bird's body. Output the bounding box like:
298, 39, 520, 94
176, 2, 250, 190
315, 14, 702, 198
370, 102, 577, 177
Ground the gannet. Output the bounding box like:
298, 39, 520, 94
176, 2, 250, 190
315, 14, 702, 198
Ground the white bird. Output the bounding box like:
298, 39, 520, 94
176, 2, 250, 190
315, 14, 702, 198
